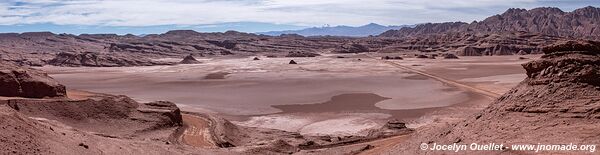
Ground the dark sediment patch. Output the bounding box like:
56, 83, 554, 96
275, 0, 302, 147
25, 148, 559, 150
402, 74, 429, 80
272, 93, 390, 113
271, 92, 486, 121
204, 72, 231, 79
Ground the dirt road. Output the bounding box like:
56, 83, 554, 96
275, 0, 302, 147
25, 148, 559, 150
347, 56, 504, 155
373, 56, 501, 98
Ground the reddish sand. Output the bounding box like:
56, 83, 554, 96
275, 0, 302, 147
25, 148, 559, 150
66, 89, 97, 100
39, 55, 527, 135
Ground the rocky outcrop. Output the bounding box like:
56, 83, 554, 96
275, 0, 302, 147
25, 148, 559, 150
2, 94, 183, 139
0, 62, 193, 154
206, 40, 237, 49
541, 40, 600, 54
0, 61, 66, 98
0, 99, 193, 155
179, 54, 201, 64
384, 120, 407, 130
416, 55, 429, 58
457, 46, 485, 56
289, 60, 297, 64
197, 113, 246, 147
333, 43, 369, 53
142, 101, 184, 126
48, 52, 174, 67
391, 40, 600, 154
382, 56, 403, 60
0, 101, 197, 155
442, 53, 459, 59
457, 44, 542, 56
489, 44, 515, 55
286, 51, 320, 57
524, 40, 600, 85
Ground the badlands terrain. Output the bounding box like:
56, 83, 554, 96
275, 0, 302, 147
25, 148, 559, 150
1, 6, 600, 155
39, 54, 533, 137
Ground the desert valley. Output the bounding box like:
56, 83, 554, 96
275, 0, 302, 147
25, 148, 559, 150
1, 4, 600, 155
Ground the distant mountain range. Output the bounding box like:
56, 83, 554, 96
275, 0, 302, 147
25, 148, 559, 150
380, 6, 600, 39
258, 23, 413, 37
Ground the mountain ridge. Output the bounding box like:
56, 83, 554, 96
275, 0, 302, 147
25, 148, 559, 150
380, 6, 600, 39
259, 23, 413, 37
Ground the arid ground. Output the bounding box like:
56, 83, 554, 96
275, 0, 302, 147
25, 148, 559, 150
40, 54, 536, 137
1, 5, 599, 155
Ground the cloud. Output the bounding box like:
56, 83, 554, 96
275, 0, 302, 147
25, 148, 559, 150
0, 0, 596, 27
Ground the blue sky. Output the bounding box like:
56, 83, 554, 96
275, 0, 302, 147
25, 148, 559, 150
0, 22, 306, 35
0, 0, 598, 34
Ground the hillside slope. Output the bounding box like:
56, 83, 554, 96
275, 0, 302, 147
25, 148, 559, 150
389, 40, 600, 154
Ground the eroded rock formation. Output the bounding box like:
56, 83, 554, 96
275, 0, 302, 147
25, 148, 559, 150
0, 61, 66, 98
286, 51, 320, 57
333, 43, 370, 53
0, 62, 191, 154
48, 52, 174, 67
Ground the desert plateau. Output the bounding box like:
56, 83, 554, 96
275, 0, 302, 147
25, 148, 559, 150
1, 1, 600, 155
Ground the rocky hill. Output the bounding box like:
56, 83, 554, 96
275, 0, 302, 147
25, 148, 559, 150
374, 7, 600, 56
179, 54, 201, 64
373, 31, 566, 56
1, 7, 599, 67
390, 40, 600, 154
380, 6, 600, 39
0, 30, 351, 67
0, 60, 197, 154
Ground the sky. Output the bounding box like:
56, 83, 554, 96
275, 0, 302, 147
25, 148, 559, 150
0, 0, 598, 34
